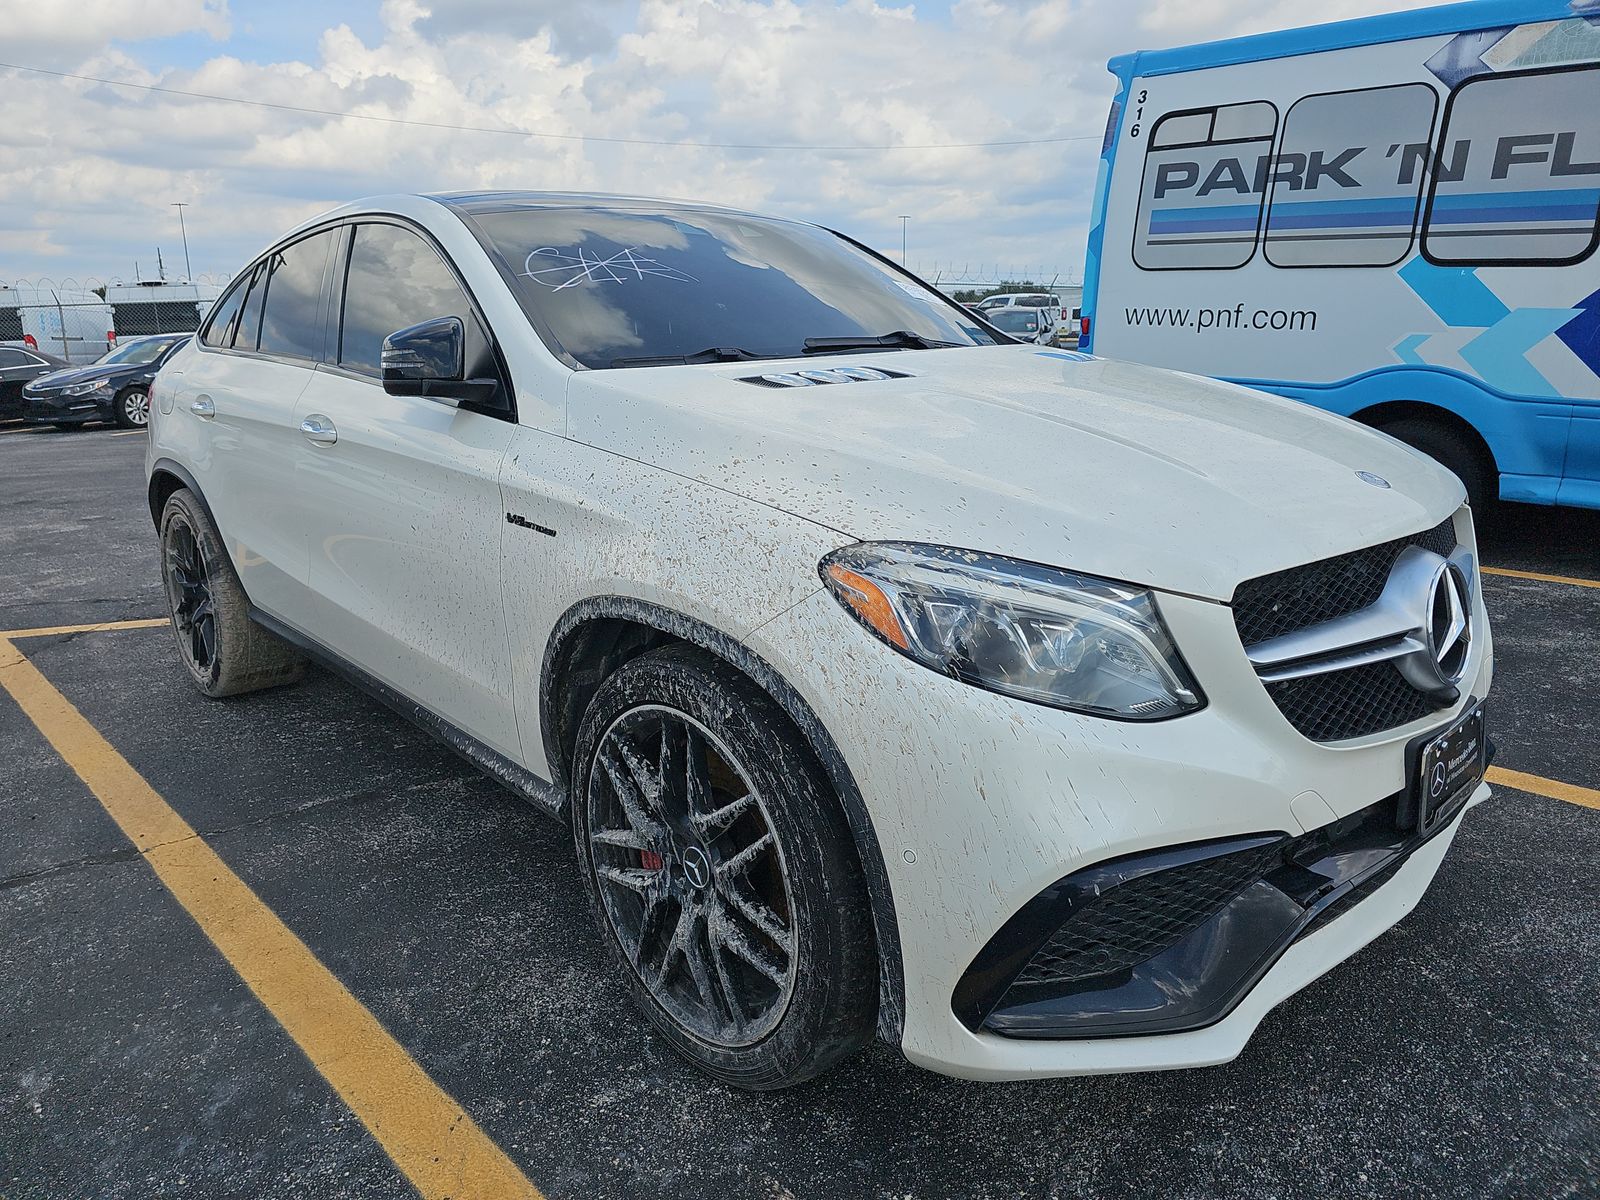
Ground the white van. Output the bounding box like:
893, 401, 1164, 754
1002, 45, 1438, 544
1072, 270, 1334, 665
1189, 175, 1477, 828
0, 286, 115, 364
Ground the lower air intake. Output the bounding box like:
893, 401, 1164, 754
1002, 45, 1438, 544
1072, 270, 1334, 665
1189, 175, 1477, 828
1012, 841, 1285, 987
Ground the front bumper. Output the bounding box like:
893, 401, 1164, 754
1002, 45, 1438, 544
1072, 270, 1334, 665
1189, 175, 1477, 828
746, 555, 1493, 1080
907, 786, 1485, 1080
25, 388, 113, 424
954, 760, 1486, 1042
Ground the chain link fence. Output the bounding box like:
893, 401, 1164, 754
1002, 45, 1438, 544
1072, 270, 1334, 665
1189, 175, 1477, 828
2, 280, 226, 362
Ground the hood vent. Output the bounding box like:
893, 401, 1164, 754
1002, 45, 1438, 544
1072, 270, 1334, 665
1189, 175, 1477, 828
741, 365, 910, 388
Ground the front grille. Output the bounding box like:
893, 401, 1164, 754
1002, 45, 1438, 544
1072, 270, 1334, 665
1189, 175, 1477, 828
1232, 517, 1457, 648
1232, 515, 1459, 741
1265, 659, 1439, 741
1011, 842, 1284, 987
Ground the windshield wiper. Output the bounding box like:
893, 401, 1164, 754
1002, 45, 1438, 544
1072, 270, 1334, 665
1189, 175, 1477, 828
802, 330, 961, 354
610, 346, 768, 367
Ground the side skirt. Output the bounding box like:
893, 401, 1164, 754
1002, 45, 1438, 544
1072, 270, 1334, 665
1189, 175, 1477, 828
250, 607, 566, 820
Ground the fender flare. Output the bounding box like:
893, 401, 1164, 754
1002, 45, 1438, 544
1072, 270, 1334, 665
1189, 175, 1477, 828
541, 595, 907, 1043
147, 457, 217, 530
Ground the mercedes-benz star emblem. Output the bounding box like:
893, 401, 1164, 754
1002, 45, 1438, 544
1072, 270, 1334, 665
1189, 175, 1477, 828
1356, 470, 1391, 489
681, 845, 711, 890
1430, 761, 1448, 799
1425, 562, 1471, 685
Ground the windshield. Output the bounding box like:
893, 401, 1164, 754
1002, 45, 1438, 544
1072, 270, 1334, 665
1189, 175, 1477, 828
465, 205, 997, 368
989, 310, 1039, 332
98, 338, 178, 366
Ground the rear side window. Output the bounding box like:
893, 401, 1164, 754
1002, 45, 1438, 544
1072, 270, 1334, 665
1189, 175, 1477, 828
338, 223, 480, 375
258, 229, 338, 360
1135, 101, 1279, 271
201, 275, 249, 347
234, 264, 269, 351
0, 348, 29, 367
1423, 64, 1600, 267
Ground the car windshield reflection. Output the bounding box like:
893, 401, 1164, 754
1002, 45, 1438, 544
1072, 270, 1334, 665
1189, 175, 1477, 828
466, 204, 997, 368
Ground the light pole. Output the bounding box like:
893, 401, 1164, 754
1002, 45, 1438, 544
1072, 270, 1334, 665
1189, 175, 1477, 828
898, 215, 910, 266
171, 203, 192, 281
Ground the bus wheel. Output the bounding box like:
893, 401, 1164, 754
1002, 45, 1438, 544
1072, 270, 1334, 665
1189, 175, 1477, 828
1377, 418, 1494, 514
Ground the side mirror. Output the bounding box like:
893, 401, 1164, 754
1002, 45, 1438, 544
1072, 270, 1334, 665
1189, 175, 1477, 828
381, 316, 498, 405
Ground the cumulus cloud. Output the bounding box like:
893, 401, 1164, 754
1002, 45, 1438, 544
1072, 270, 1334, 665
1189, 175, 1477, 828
0, 0, 1424, 287
7, 0, 229, 54
414, 0, 630, 59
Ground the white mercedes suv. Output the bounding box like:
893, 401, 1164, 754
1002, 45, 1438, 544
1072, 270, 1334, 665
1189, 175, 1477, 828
145, 192, 1492, 1089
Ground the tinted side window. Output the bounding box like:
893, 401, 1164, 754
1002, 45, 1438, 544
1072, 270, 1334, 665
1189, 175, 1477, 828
339, 223, 478, 375
201, 277, 248, 347
234, 263, 269, 351
0, 348, 27, 367
1265, 84, 1438, 268
1423, 65, 1600, 266
258, 229, 337, 360
1135, 101, 1279, 271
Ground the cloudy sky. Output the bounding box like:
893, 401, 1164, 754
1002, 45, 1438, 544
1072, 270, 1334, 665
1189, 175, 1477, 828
2, 0, 1424, 289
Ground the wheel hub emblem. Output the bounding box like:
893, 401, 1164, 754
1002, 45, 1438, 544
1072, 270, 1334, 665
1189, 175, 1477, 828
680, 845, 711, 890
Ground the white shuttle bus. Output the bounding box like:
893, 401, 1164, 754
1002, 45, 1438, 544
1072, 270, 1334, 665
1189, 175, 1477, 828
1082, 0, 1600, 510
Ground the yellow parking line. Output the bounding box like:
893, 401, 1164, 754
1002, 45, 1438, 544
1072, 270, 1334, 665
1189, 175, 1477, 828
1482, 566, 1600, 590
1488, 765, 1600, 811
0, 636, 544, 1200
0, 617, 169, 639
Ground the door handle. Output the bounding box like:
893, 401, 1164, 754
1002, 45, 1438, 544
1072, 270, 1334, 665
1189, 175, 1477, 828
300, 414, 338, 445
190, 396, 215, 418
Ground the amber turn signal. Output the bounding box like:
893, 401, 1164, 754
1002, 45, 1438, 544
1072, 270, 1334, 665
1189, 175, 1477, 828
823, 563, 910, 650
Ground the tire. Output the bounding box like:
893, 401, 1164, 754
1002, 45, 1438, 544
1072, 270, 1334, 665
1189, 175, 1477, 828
158, 488, 305, 697
1376, 417, 1495, 513
571, 644, 877, 1089
113, 386, 150, 429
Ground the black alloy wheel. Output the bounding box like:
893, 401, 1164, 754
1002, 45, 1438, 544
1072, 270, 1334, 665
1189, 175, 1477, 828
157, 487, 304, 698
164, 515, 217, 677
571, 644, 878, 1088
586, 704, 797, 1046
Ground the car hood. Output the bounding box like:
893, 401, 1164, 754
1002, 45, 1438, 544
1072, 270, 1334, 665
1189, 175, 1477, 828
565, 345, 1464, 600
29, 362, 139, 389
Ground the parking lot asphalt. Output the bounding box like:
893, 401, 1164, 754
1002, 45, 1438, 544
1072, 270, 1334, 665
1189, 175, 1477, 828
2, 421, 1597, 1200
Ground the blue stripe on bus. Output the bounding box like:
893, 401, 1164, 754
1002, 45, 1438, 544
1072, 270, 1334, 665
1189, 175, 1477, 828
1147, 189, 1600, 235
1147, 204, 1261, 233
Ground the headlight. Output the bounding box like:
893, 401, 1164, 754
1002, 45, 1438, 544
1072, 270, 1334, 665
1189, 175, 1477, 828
820, 543, 1204, 720
63, 379, 111, 396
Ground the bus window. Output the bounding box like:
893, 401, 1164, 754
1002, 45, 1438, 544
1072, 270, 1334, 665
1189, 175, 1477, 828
1264, 84, 1437, 269
1133, 101, 1278, 271
1423, 64, 1600, 267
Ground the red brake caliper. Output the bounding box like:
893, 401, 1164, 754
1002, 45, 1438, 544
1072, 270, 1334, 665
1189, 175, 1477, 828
639, 850, 664, 871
